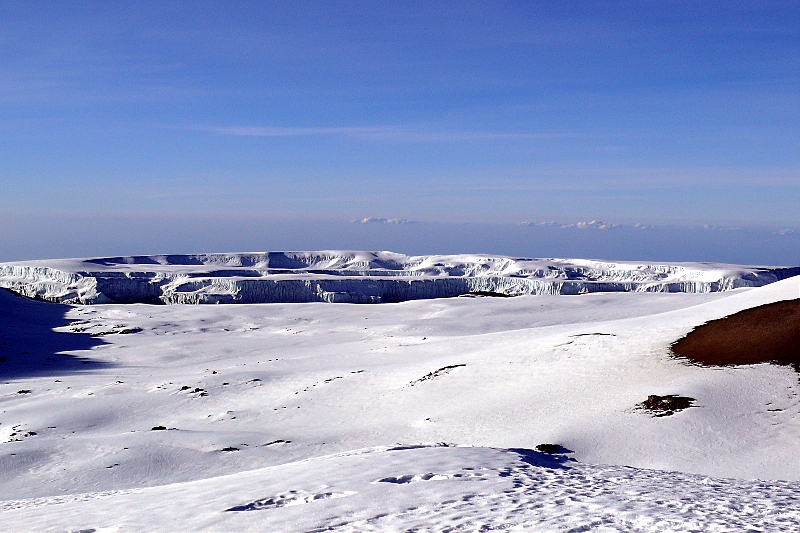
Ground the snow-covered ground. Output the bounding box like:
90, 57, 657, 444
5, 445, 800, 532
1, 253, 799, 531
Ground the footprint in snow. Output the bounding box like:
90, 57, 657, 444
226, 490, 357, 511
376, 472, 485, 484
409, 364, 465, 386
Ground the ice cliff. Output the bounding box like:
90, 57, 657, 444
1, 251, 798, 305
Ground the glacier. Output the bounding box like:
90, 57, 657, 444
1, 251, 798, 305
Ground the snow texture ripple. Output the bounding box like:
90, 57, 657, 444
3, 445, 799, 532
2, 264, 800, 531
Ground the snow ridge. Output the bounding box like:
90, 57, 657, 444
4, 445, 800, 531
1, 251, 797, 304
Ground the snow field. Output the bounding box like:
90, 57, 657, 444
3, 445, 800, 532
0, 272, 799, 530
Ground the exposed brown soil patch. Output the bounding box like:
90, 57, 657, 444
672, 298, 800, 370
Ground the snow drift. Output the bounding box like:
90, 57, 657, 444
3, 269, 800, 531
1, 251, 798, 304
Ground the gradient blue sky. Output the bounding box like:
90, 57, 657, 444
1, 2, 799, 261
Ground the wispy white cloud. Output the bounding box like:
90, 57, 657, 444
567, 220, 621, 230
518, 220, 622, 230
518, 221, 560, 227
450, 165, 800, 189
353, 217, 414, 225
212, 126, 380, 137
199, 124, 570, 143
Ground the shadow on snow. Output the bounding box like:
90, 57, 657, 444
0, 289, 112, 379
508, 447, 575, 469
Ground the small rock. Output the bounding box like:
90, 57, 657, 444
638, 394, 695, 417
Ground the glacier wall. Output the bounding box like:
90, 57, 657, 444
1, 251, 798, 305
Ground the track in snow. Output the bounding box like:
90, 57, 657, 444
3, 445, 799, 532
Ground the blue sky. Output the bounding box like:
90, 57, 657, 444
1, 2, 798, 261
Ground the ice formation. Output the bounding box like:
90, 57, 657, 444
1, 251, 798, 304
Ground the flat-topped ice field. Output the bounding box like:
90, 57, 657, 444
2, 251, 799, 304
1, 252, 799, 531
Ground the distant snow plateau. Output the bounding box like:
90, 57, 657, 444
1, 251, 798, 304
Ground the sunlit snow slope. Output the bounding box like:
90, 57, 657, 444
1, 251, 798, 304
2, 270, 800, 530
